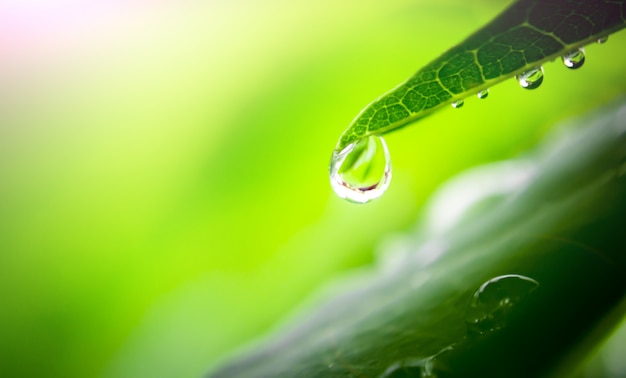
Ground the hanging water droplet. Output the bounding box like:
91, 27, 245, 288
477, 89, 489, 99
465, 274, 539, 335
597, 36, 608, 44
329, 135, 391, 204
562, 48, 585, 69
451, 99, 464, 109
516, 66, 544, 90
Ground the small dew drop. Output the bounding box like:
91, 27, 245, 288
597, 36, 609, 44
516, 66, 544, 90
562, 48, 585, 69
452, 99, 464, 109
378, 345, 455, 378
329, 135, 392, 204
477, 89, 489, 99
465, 274, 539, 335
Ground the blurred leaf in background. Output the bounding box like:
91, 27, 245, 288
209, 96, 626, 377
0, 0, 625, 377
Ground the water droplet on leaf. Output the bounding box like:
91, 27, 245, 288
562, 48, 585, 69
597, 36, 608, 44
378, 345, 455, 377
452, 99, 464, 108
477, 89, 489, 99
516, 66, 544, 90
465, 274, 539, 335
329, 135, 391, 204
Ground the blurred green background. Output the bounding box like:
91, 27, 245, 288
1, 0, 625, 377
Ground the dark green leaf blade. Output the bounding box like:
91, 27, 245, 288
211, 97, 626, 377
337, 0, 626, 149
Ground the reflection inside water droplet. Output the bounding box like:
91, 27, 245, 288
597, 36, 609, 44
452, 99, 464, 108
516, 66, 544, 90
465, 274, 539, 335
329, 135, 392, 204
562, 48, 585, 69
477, 89, 489, 99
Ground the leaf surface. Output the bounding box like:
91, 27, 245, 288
211, 98, 626, 377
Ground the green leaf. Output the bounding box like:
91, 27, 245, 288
336, 0, 626, 150
210, 97, 626, 377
